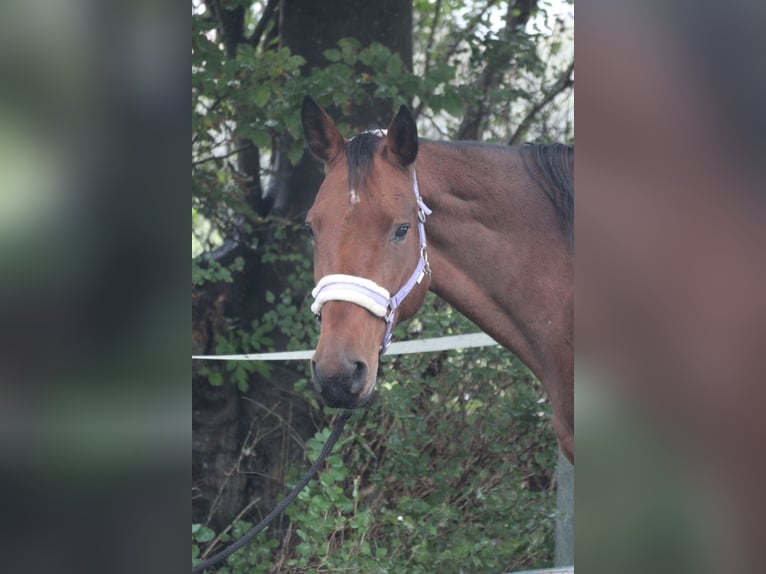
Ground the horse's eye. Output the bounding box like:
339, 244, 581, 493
305, 223, 315, 239
393, 224, 410, 241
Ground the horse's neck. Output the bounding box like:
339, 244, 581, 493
416, 141, 573, 385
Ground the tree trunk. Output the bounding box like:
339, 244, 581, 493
192, 0, 414, 533
266, 0, 413, 217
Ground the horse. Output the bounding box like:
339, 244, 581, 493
301, 96, 574, 463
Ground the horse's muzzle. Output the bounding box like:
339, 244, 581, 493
310, 355, 372, 409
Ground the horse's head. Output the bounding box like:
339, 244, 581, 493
301, 96, 432, 409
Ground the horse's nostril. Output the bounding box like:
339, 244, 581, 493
311, 354, 369, 403
350, 361, 368, 394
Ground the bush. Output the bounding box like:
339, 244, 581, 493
193, 289, 558, 573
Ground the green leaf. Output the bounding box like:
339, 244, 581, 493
194, 526, 215, 543
208, 372, 223, 387
386, 53, 402, 79
252, 85, 270, 107
337, 37, 362, 50
288, 141, 305, 165
251, 129, 270, 149
441, 92, 463, 117
323, 49, 342, 62
289, 54, 307, 68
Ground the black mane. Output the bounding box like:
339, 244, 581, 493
520, 143, 574, 249
346, 131, 383, 189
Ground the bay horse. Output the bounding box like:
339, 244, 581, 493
301, 96, 574, 463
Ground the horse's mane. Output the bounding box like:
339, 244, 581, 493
519, 143, 574, 249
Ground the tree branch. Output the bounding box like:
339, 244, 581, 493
205, 0, 245, 58
508, 59, 573, 146
422, 0, 443, 77
247, 0, 280, 49
444, 0, 500, 62
456, 1, 540, 140
192, 142, 255, 168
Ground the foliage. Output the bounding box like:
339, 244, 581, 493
193, 285, 558, 572
192, 0, 573, 252
195, 220, 317, 391
192, 255, 244, 286
192, 520, 278, 573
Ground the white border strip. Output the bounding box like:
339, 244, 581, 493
192, 333, 499, 361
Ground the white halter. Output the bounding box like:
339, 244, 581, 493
310, 170, 432, 355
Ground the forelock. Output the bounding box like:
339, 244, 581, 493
346, 131, 383, 189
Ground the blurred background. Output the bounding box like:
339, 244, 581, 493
576, 1, 766, 573
0, 0, 188, 573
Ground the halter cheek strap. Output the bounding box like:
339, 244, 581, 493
310, 170, 433, 355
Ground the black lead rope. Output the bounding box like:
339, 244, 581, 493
192, 410, 353, 573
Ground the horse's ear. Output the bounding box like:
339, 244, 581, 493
301, 96, 345, 163
385, 105, 418, 167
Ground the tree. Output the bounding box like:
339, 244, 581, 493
192, 0, 573, 570
193, 0, 416, 533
